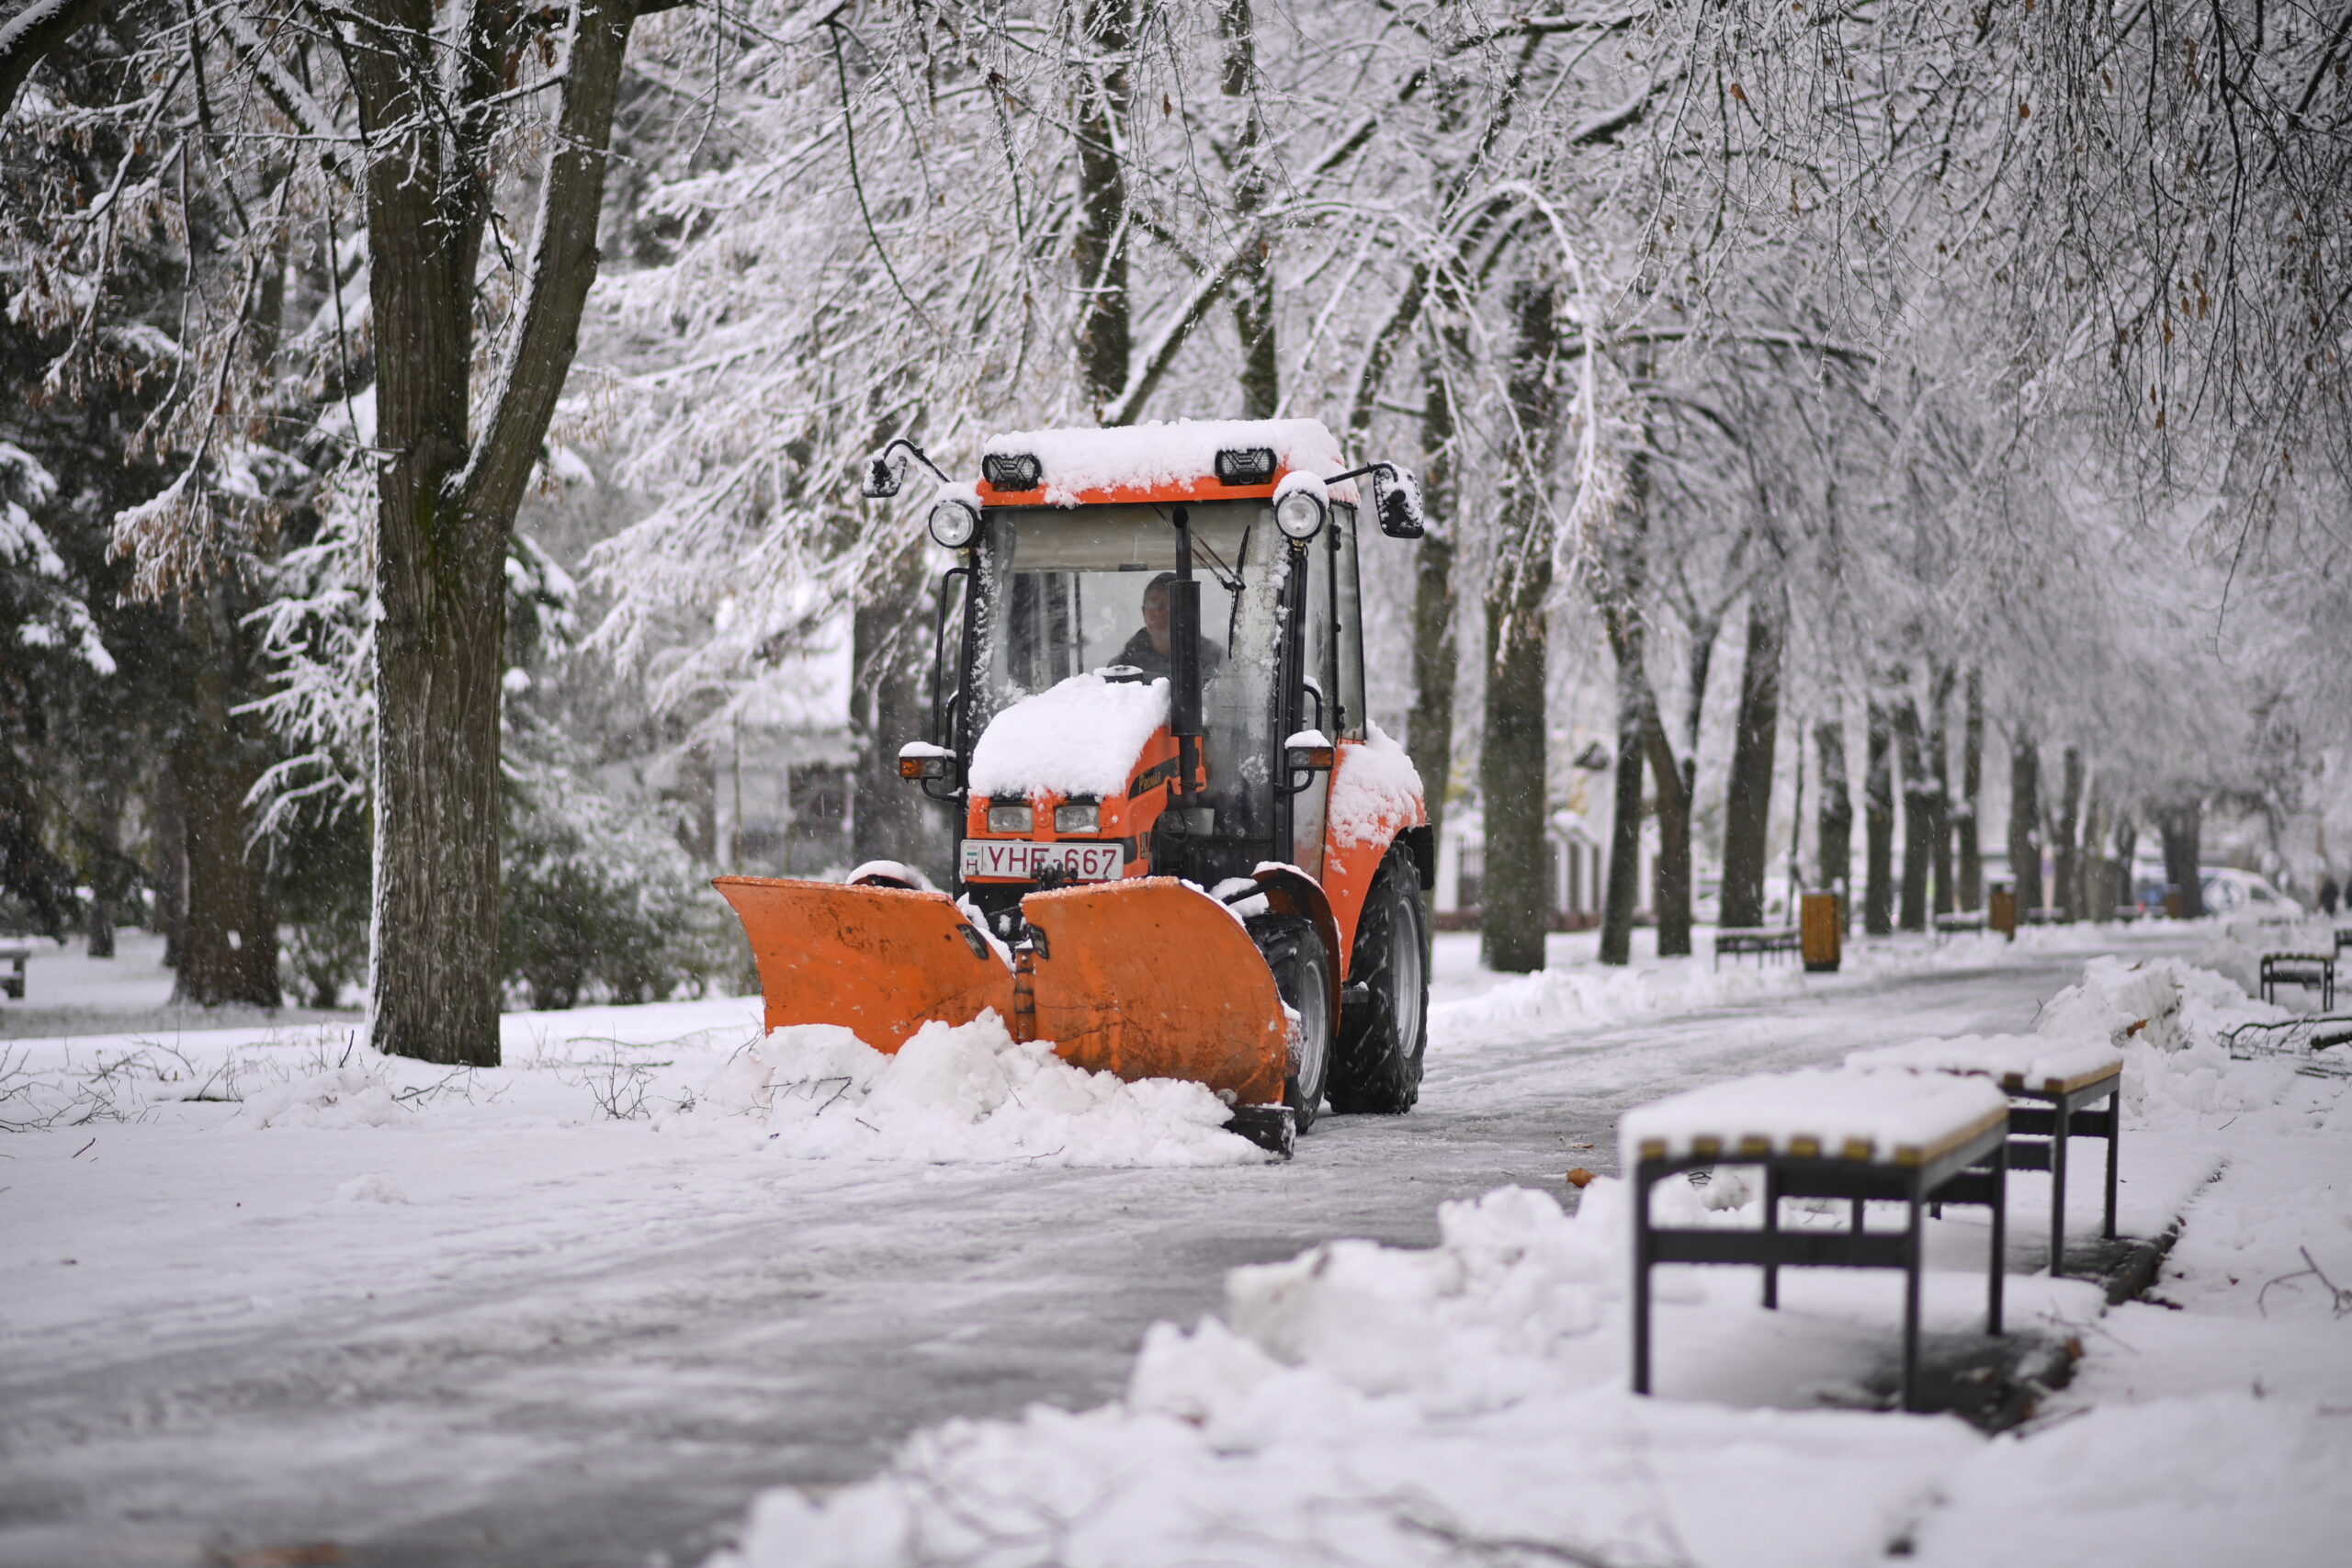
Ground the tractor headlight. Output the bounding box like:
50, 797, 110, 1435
1275, 487, 1326, 541
928, 498, 979, 549
987, 803, 1034, 833
1054, 800, 1100, 835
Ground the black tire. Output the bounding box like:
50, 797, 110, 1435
1248, 912, 1334, 1134
1328, 847, 1430, 1114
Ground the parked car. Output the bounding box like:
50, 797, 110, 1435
2199, 866, 2303, 922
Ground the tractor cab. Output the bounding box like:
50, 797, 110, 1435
717, 419, 1433, 1155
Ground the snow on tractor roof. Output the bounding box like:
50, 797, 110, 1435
979, 418, 1352, 508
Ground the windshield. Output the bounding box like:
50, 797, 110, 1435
976, 502, 1288, 840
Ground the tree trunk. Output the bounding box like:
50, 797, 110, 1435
1599, 658, 1647, 967
1719, 589, 1784, 928
1216, 0, 1276, 417
854, 532, 933, 870
1863, 699, 1895, 936
171, 587, 279, 1008
153, 760, 186, 967
1926, 665, 1954, 916
2007, 733, 2042, 914
2159, 799, 2203, 918
358, 0, 640, 1065
1814, 718, 1853, 912
83, 776, 123, 958
1957, 668, 1984, 911
1643, 714, 1694, 955
1479, 280, 1557, 974
2051, 745, 2084, 921
1893, 691, 1929, 933
1405, 338, 1459, 851
1075, 0, 1135, 417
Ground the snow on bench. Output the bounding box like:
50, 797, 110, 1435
1622, 1066, 2013, 1411
2259, 952, 2337, 1011
1844, 1032, 2124, 1097
1620, 1066, 2009, 1171
1712, 925, 1801, 969
1847, 1032, 2126, 1274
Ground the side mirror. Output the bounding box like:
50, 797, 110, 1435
1374, 466, 1425, 538
863, 446, 910, 500
898, 740, 958, 784
1284, 731, 1336, 774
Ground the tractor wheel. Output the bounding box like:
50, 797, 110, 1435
1248, 912, 1333, 1134
1328, 846, 1429, 1114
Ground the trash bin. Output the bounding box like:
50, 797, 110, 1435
1989, 882, 2017, 941
1800, 891, 1842, 973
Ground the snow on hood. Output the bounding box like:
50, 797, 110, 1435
968, 671, 1170, 802
981, 418, 1350, 507
1328, 720, 1424, 849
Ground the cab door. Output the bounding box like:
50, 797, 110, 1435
1286, 516, 1349, 876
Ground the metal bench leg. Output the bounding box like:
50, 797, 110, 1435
2102, 1087, 2120, 1241
1989, 1142, 2007, 1337
1903, 1189, 1923, 1413
1762, 1166, 1780, 1309
2049, 1099, 2071, 1276
1633, 1171, 1655, 1395
1851, 1198, 1865, 1234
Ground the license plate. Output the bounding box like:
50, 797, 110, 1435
960, 840, 1125, 882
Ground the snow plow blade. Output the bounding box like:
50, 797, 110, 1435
1019, 878, 1290, 1111
715, 877, 1009, 1050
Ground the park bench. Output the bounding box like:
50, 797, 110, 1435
2260, 952, 2337, 1011
1933, 911, 1987, 942
2112, 905, 2143, 924
1622, 1067, 2011, 1412
1713, 925, 1802, 970
1848, 1034, 2125, 1276
2023, 908, 2065, 926
0, 942, 28, 1001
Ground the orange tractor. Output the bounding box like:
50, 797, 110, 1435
716, 420, 1432, 1155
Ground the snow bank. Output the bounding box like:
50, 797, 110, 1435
1328, 719, 1423, 850
743, 1012, 1263, 1168
967, 671, 1169, 802
1431, 953, 1810, 1043
982, 418, 1349, 507
711, 1182, 2001, 1568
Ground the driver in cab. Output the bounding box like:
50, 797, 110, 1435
1115, 571, 1224, 680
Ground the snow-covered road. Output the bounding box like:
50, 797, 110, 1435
0, 927, 2237, 1566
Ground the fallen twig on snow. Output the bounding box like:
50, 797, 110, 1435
2257, 1247, 2352, 1318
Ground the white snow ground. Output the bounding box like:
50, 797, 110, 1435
2, 919, 2346, 1566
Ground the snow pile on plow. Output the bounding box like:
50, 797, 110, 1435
741, 1011, 1265, 1168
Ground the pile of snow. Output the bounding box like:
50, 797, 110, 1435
709, 1182, 2110, 1568
738, 1012, 1264, 1168
242, 1056, 407, 1130
1327, 721, 1424, 850
982, 418, 1351, 507
968, 671, 1170, 802
1431, 953, 1811, 1044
